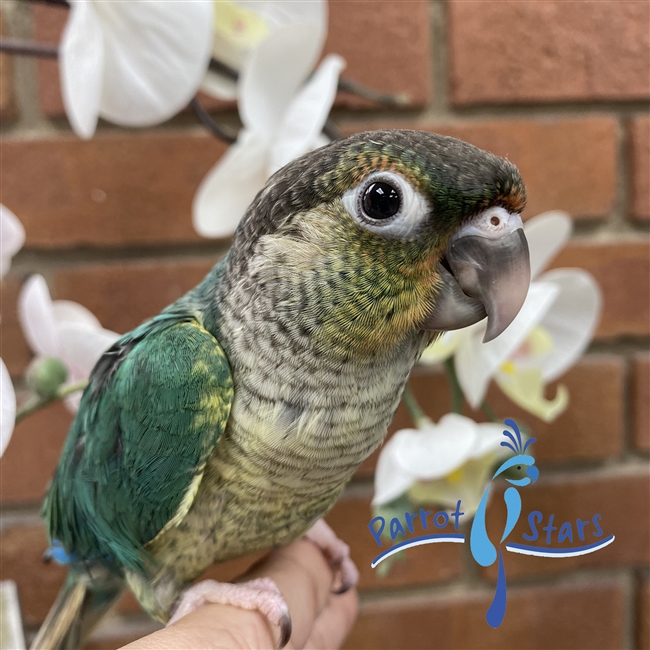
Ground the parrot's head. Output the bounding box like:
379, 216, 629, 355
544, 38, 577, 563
230, 130, 530, 356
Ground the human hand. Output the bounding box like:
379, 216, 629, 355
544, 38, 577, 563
120, 538, 359, 649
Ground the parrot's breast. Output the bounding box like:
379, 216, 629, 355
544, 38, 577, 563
147, 263, 430, 592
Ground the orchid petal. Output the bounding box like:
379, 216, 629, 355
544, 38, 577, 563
407, 453, 499, 516
95, 0, 213, 127
59, 0, 105, 139
373, 431, 417, 506
239, 24, 323, 138
211, 0, 271, 71
496, 366, 569, 422
0, 205, 25, 277
525, 211, 572, 279
237, 0, 327, 34
0, 359, 16, 457
52, 300, 102, 328
420, 331, 460, 365
471, 423, 510, 458
455, 282, 560, 408
18, 275, 61, 358
203, 0, 327, 100
270, 54, 345, 172
58, 322, 119, 379
535, 268, 602, 382
193, 130, 268, 238
201, 73, 238, 101
392, 414, 478, 479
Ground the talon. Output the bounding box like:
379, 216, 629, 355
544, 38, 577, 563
277, 611, 292, 649
303, 519, 360, 595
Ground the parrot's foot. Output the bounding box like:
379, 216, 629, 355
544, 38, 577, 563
167, 577, 292, 648
304, 519, 360, 594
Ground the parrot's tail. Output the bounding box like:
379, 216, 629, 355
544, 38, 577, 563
30, 570, 124, 650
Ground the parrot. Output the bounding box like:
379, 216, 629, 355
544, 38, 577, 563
31, 129, 531, 649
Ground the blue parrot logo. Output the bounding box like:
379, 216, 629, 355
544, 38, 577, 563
469, 418, 538, 628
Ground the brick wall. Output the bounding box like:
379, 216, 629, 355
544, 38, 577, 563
1, 1, 648, 648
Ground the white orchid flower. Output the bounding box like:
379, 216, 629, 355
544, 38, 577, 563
202, 0, 327, 100
421, 211, 602, 422
60, 0, 213, 139
1, 205, 25, 277
18, 275, 119, 411
0, 359, 16, 457
374, 414, 509, 517
194, 24, 345, 238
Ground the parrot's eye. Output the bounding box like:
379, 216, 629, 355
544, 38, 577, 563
342, 171, 430, 240
362, 182, 401, 220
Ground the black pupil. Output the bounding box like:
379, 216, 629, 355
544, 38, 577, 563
517, 466, 521, 470
362, 182, 400, 220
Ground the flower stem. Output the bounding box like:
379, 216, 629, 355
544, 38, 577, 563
19, 0, 69, 6
444, 358, 464, 414
337, 76, 410, 106
480, 400, 498, 423
402, 382, 429, 427
15, 379, 88, 424
209, 57, 410, 108
0, 38, 58, 58
190, 97, 237, 144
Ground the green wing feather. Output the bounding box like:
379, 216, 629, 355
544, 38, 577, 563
44, 315, 233, 575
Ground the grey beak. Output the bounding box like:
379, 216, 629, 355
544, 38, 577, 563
422, 210, 531, 342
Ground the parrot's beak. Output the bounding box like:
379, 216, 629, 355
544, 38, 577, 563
422, 207, 530, 342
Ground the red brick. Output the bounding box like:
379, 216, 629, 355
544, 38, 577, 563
32, 4, 67, 116
0, 524, 67, 626
0, 133, 227, 248
448, 1, 650, 106
633, 355, 650, 453
0, 275, 32, 376
344, 578, 625, 649
552, 240, 650, 339
482, 468, 649, 580
85, 619, 162, 650
0, 401, 72, 505
32, 2, 431, 117
0, 14, 15, 121
325, 0, 431, 109
325, 493, 463, 590
630, 116, 650, 220
86, 627, 160, 650
52, 258, 215, 336
357, 356, 625, 477
639, 576, 650, 650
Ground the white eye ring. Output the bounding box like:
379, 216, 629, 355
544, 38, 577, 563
341, 171, 430, 240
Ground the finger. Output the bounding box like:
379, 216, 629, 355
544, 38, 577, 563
303, 588, 359, 650
239, 538, 336, 648
120, 602, 275, 649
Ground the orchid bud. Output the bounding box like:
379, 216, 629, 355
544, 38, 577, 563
26, 357, 68, 399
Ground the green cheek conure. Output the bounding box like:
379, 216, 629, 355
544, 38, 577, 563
32, 130, 531, 649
